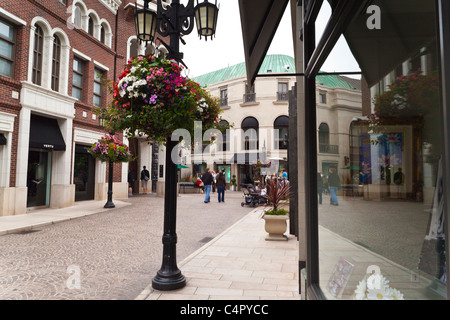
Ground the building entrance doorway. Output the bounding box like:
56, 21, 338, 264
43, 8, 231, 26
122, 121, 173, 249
74, 144, 95, 201
27, 149, 52, 207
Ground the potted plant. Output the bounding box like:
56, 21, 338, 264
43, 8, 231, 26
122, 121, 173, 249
230, 174, 237, 191
262, 178, 291, 241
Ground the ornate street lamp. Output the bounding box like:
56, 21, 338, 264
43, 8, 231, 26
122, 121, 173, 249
134, 0, 219, 291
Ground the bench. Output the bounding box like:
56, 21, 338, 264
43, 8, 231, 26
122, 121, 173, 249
178, 182, 201, 194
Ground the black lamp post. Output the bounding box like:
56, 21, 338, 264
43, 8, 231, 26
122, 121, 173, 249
135, 0, 219, 291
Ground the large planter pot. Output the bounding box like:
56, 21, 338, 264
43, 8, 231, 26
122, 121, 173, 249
262, 214, 289, 241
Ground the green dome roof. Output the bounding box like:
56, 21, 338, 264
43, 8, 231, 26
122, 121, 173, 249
192, 54, 360, 91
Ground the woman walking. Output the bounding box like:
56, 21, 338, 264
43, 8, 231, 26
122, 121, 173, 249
216, 170, 226, 203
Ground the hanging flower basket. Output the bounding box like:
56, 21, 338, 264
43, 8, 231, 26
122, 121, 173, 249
252, 159, 271, 169
369, 70, 439, 132
88, 134, 132, 163
95, 54, 227, 144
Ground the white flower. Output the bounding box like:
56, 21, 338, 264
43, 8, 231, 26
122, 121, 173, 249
366, 274, 389, 290
367, 286, 394, 300
389, 287, 404, 300
354, 280, 368, 300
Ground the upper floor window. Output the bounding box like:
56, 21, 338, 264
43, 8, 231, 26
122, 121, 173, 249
51, 36, 61, 91
220, 88, 228, 106
93, 68, 103, 107
72, 57, 84, 100
244, 83, 255, 103
277, 82, 288, 101
32, 25, 44, 85
74, 5, 82, 29
0, 19, 15, 78
319, 91, 327, 104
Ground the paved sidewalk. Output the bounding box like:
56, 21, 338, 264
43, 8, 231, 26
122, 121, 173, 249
0, 199, 132, 236
136, 207, 301, 300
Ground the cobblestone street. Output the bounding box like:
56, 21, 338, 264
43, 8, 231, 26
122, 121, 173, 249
0, 192, 253, 300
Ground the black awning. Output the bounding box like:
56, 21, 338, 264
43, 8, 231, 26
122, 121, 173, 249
0, 133, 6, 145
342, 0, 436, 87
238, 0, 289, 86
29, 114, 66, 151
230, 153, 262, 164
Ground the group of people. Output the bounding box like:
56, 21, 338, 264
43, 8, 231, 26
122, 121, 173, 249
199, 168, 226, 203
127, 166, 150, 196
317, 167, 340, 206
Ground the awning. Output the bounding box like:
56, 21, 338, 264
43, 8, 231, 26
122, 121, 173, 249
29, 114, 66, 151
177, 164, 189, 169
342, 0, 437, 87
0, 133, 6, 145
238, 0, 289, 86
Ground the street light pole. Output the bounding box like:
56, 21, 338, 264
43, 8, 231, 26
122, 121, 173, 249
135, 0, 219, 291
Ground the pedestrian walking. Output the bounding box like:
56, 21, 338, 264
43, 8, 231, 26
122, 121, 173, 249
128, 168, 135, 196
201, 168, 214, 203
212, 170, 217, 193
317, 172, 323, 204
140, 166, 150, 194
216, 170, 226, 203
328, 167, 340, 206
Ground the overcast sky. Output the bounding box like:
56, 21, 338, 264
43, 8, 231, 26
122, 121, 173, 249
181, 0, 360, 79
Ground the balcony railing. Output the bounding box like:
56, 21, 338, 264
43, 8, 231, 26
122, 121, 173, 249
277, 91, 289, 101
319, 143, 339, 154
243, 92, 256, 103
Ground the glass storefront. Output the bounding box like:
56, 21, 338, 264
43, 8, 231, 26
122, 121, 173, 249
74, 144, 96, 201
27, 150, 51, 207
314, 1, 446, 300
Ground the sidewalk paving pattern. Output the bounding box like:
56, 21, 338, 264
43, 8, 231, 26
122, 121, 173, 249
0, 191, 442, 300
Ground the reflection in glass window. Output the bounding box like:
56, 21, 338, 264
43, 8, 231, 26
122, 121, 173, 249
317, 3, 445, 300
72, 58, 83, 100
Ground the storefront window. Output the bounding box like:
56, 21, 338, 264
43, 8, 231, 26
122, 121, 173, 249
316, 1, 445, 300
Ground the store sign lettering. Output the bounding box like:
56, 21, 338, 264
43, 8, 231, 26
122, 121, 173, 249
44, 144, 54, 149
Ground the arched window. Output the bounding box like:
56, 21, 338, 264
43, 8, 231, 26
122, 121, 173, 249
88, 16, 94, 36
100, 26, 105, 44
318, 122, 330, 145
74, 5, 82, 29
274, 115, 289, 150
51, 35, 61, 91
32, 25, 44, 85
241, 117, 259, 150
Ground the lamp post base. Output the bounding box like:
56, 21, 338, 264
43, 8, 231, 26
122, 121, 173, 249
152, 271, 186, 291
104, 201, 115, 208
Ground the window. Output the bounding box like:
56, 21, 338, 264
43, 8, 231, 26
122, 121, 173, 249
220, 88, 228, 106
51, 36, 61, 91
243, 83, 255, 103
88, 17, 94, 36
0, 19, 15, 77
319, 91, 327, 104
274, 116, 289, 149
72, 58, 84, 100
32, 25, 44, 85
241, 117, 259, 150
277, 82, 288, 101
74, 5, 82, 29
93, 68, 103, 107
59, 0, 67, 5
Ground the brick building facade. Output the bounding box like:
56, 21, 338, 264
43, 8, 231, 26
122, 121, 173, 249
0, 0, 166, 215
